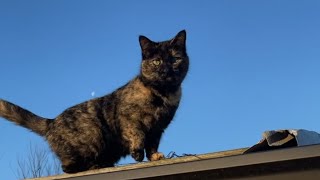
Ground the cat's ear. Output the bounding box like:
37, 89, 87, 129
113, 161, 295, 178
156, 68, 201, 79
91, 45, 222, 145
139, 35, 154, 51
170, 30, 186, 48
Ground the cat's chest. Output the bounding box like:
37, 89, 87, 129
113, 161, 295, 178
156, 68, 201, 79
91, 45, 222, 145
118, 87, 181, 131
120, 80, 181, 123
128, 86, 181, 108
152, 90, 181, 109
144, 89, 181, 123
122, 79, 180, 106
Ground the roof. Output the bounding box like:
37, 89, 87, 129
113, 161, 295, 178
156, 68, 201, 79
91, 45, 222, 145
32, 144, 320, 180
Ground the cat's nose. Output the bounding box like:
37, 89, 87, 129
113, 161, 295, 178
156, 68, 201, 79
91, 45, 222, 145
173, 67, 180, 73
163, 68, 169, 73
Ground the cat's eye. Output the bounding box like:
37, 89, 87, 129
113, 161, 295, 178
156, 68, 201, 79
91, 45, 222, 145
152, 59, 162, 66
174, 57, 183, 63
172, 57, 183, 72
173, 57, 183, 62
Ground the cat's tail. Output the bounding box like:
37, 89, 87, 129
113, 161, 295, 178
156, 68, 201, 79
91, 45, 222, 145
0, 99, 52, 136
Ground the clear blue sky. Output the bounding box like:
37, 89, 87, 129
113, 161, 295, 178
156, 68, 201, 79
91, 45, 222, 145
1, 0, 320, 179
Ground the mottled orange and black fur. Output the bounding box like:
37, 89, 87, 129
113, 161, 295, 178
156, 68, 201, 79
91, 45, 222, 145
0, 30, 189, 173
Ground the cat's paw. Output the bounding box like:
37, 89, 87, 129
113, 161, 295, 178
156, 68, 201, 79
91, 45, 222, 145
149, 152, 165, 161
131, 149, 145, 162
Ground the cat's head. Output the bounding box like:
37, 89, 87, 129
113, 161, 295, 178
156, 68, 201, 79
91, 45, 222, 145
139, 30, 189, 90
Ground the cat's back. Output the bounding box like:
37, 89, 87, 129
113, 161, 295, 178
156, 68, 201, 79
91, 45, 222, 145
46, 97, 109, 155
55, 98, 102, 121
47, 97, 108, 140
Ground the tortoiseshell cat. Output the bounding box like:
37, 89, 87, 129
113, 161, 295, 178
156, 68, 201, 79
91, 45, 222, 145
0, 30, 189, 173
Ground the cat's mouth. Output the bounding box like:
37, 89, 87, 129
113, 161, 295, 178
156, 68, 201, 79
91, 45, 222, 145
159, 73, 172, 81
165, 77, 173, 81
165, 76, 181, 85
158, 72, 181, 84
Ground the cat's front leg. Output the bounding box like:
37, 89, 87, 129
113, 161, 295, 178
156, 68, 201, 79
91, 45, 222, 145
145, 130, 165, 161
121, 123, 146, 162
